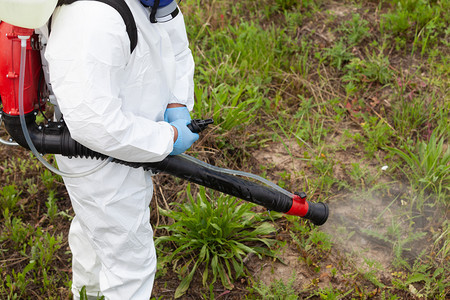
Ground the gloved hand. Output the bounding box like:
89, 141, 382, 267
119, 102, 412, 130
164, 106, 191, 123
170, 119, 199, 155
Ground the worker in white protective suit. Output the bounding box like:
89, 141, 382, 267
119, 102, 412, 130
1, 0, 198, 299
49, 1, 200, 299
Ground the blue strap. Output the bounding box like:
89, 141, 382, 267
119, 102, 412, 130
140, 0, 173, 8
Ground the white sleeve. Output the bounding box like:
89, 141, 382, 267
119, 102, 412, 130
45, 3, 174, 162
158, 9, 195, 111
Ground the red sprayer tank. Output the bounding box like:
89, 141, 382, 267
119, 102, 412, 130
0, 22, 43, 116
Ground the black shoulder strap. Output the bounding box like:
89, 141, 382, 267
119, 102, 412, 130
57, 0, 137, 53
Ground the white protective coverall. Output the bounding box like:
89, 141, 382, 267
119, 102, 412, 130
44, 0, 194, 299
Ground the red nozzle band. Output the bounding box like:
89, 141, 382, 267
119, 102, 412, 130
286, 193, 309, 217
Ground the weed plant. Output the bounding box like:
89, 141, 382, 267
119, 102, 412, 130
289, 220, 332, 257
337, 13, 371, 46
155, 185, 277, 298
343, 51, 393, 86
324, 40, 354, 71
246, 274, 298, 299
387, 131, 449, 205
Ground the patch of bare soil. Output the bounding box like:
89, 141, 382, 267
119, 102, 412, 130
253, 141, 305, 171
242, 123, 434, 297
247, 243, 321, 292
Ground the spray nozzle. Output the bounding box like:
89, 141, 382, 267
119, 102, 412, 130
304, 201, 329, 226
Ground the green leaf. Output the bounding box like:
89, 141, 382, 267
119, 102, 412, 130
406, 272, 428, 284
231, 257, 243, 278
233, 241, 257, 254
202, 262, 209, 286
199, 244, 208, 261
211, 254, 218, 279
174, 260, 199, 299
218, 263, 234, 290
252, 222, 276, 235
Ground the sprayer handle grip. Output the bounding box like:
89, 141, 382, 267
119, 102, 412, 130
187, 118, 214, 133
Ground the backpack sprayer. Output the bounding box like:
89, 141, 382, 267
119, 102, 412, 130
0, 21, 329, 226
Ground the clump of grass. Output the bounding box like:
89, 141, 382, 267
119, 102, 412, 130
343, 51, 393, 86
380, 0, 448, 53
194, 83, 263, 133
337, 13, 371, 46
386, 131, 449, 204
324, 40, 354, 70
289, 219, 332, 258
0, 185, 21, 212
247, 273, 298, 299
155, 185, 278, 298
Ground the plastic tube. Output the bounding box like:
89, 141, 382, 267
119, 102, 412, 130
179, 153, 294, 198
17, 36, 112, 178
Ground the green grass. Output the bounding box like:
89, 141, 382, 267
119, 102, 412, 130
246, 273, 298, 299
386, 131, 449, 206
1, 0, 449, 298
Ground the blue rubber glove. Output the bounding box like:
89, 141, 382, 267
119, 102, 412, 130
170, 119, 199, 155
164, 106, 191, 123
